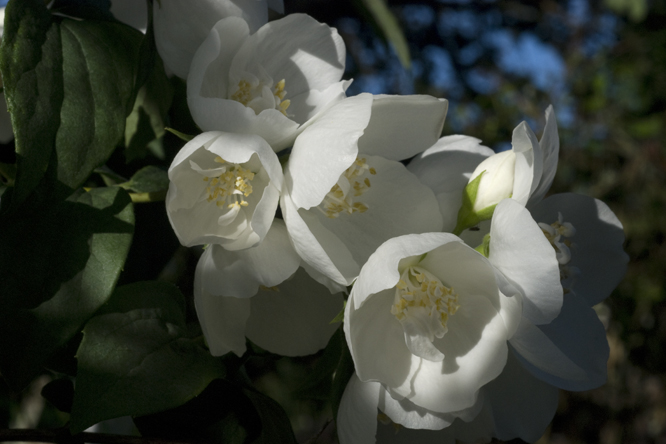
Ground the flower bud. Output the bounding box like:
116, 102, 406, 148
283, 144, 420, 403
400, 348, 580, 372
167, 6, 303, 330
468, 150, 516, 213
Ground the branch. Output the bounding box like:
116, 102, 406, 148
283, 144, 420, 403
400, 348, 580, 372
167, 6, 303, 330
0, 428, 192, 444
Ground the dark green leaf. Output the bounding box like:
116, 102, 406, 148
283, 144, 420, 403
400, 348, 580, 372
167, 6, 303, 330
135, 379, 254, 444
0, 2, 142, 210
41, 378, 75, 413
56, 19, 142, 188
124, 36, 173, 163
330, 328, 355, 422
0, 186, 134, 389
295, 327, 343, 400
125, 166, 169, 193
97, 280, 184, 321
244, 389, 297, 444
70, 282, 225, 433
0, 0, 63, 208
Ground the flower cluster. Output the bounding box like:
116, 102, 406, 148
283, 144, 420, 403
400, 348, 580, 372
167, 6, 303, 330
158, 2, 628, 443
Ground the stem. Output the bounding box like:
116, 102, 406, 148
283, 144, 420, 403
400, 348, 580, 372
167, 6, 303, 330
0, 428, 190, 444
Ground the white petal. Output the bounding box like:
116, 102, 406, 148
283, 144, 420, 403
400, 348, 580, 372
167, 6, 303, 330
281, 191, 359, 289
379, 386, 459, 430
391, 294, 509, 414
511, 121, 541, 206
352, 233, 463, 310
408, 135, 493, 231
483, 350, 559, 443
346, 290, 414, 388
510, 292, 609, 391
337, 374, 380, 444
313, 156, 443, 271
239, 14, 345, 100
245, 268, 342, 356
528, 105, 559, 206
194, 252, 250, 357
287, 94, 373, 210
188, 17, 249, 100
489, 199, 563, 325
169, 132, 222, 170
201, 220, 301, 298
358, 95, 448, 161
404, 333, 445, 362
419, 240, 502, 315
155, 2, 258, 79
189, 97, 300, 150
287, 80, 349, 125
530, 193, 628, 306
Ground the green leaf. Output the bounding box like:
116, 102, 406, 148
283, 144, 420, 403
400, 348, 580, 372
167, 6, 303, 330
70, 281, 226, 433
165, 127, 195, 142
0, 186, 134, 390
124, 165, 169, 193
0, 1, 142, 210
330, 328, 355, 421
244, 389, 297, 444
362, 0, 411, 69
124, 40, 173, 163
41, 378, 75, 413
0, 0, 63, 208
295, 327, 343, 401
134, 379, 254, 444
55, 19, 142, 188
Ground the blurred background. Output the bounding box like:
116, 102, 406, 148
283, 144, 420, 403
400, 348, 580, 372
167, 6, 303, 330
2, 0, 665, 443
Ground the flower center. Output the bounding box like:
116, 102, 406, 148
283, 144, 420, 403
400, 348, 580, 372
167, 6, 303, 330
229, 73, 290, 116
203, 156, 255, 211
539, 213, 580, 293
390, 266, 460, 341
317, 157, 376, 218
539, 213, 576, 265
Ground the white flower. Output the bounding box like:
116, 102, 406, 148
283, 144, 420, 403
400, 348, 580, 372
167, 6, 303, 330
337, 350, 560, 444
410, 106, 559, 234
193, 221, 343, 357
187, 13, 349, 151
507, 193, 628, 391
166, 131, 282, 250
153, 0, 283, 79
281, 93, 449, 290
344, 231, 523, 415
530, 192, 628, 306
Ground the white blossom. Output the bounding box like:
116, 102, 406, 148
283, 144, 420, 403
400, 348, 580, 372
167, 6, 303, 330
166, 131, 282, 250
187, 13, 348, 151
